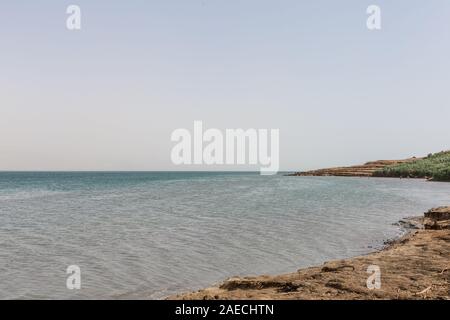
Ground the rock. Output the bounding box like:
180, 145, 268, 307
424, 207, 450, 220
424, 207, 450, 230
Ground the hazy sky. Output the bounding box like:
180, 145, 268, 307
1, 1, 449, 171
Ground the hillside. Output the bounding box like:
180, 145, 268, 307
288, 158, 418, 177
373, 151, 450, 181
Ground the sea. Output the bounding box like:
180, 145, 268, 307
0, 171, 449, 299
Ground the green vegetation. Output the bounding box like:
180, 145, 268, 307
374, 151, 450, 181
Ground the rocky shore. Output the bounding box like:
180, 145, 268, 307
288, 158, 418, 177
169, 207, 450, 300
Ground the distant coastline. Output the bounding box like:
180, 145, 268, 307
288, 151, 450, 182
287, 158, 417, 178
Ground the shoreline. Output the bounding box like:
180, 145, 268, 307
168, 207, 449, 300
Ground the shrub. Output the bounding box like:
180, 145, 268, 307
374, 151, 450, 181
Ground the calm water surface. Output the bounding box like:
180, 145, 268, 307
0, 172, 449, 299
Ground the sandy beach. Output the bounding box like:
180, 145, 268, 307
170, 207, 450, 300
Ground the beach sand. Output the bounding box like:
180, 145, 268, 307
169, 207, 450, 300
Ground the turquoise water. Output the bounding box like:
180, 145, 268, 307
0, 172, 449, 299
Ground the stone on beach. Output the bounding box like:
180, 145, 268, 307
424, 206, 450, 230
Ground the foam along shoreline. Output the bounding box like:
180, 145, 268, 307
169, 207, 450, 300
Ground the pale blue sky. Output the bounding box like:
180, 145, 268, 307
1, 1, 449, 171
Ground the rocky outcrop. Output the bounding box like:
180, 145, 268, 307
424, 207, 450, 230
288, 158, 418, 177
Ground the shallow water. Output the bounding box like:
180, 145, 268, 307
0, 172, 449, 299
